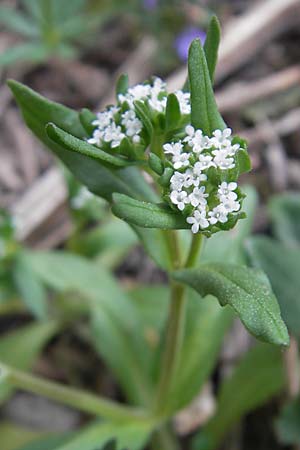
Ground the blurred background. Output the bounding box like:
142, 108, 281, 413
1, 1, 300, 449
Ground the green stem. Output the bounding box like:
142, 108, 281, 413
0, 363, 149, 423
185, 233, 203, 268
154, 280, 186, 415
154, 231, 203, 416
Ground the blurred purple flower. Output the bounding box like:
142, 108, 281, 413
174, 27, 206, 62
143, 0, 158, 10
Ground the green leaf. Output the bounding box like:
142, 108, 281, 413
188, 38, 226, 134
203, 15, 221, 82
17, 434, 71, 450
72, 218, 137, 269
165, 94, 181, 130
269, 193, 300, 248
0, 6, 39, 37
131, 226, 173, 270
8, 80, 156, 203
166, 291, 233, 413
116, 74, 129, 97
112, 193, 188, 230
23, 251, 154, 405
134, 100, 153, 139
13, 252, 48, 319
246, 236, 300, 336
0, 421, 44, 450
173, 263, 289, 346
236, 148, 251, 174
148, 153, 164, 175
46, 123, 130, 168
192, 343, 285, 450
202, 185, 258, 264
276, 398, 300, 445
79, 108, 97, 135
0, 43, 49, 67
52, 421, 151, 450
0, 321, 59, 403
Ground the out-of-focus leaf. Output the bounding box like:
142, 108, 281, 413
0, 321, 59, 403
112, 194, 188, 230
0, 6, 39, 37
16, 434, 74, 450
0, 421, 44, 450
246, 236, 300, 336
202, 185, 258, 264
188, 38, 226, 134
192, 343, 286, 450
166, 292, 233, 413
116, 74, 129, 97
23, 251, 154, 405
173, 264, 289, 346
71, 218, 137, 268
13, 252, 48, 319
269, 193, 300, 248
132, 226, 173, 270
52, 421, 151, 450
0, 43, 49, 67
276, 398, 300, 445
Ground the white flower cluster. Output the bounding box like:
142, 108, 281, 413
88, 77, 191, 150
164, 126, 242, 234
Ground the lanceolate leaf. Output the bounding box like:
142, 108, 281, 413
46, 123, 130, 168
8, 80, 156, 203
173, 263, 289, 346
192, 343, 285, 450
112, 193, 189, 230
188, 39, 226, 135
203, 16, 221, 82
269, 193, 300, 248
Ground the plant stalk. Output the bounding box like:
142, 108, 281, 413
0, 363, 149, 423
154, 230, 203, 416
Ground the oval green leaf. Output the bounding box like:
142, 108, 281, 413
173, 263, 289, 346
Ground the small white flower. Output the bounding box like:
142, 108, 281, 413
222, 198, 241, 213
213, 150, 235, 170
182, 168, 207, 188
211, 128, 232, 149
189, 186, 209, 207
87, 129, 103, 145
175, 90, 191, 115
163, 142, 183, 156
148, 97, 166, 112
208, 205, 228, 224
103, 123, 125, 148
187, 209, 209, 233
194, 155, 215, 171
173, 152, 190, 169
218, 182, 238, 201
170, 172, 185, 190
170, 190, 190, 211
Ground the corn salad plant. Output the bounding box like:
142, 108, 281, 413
2, 16, 290, 450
